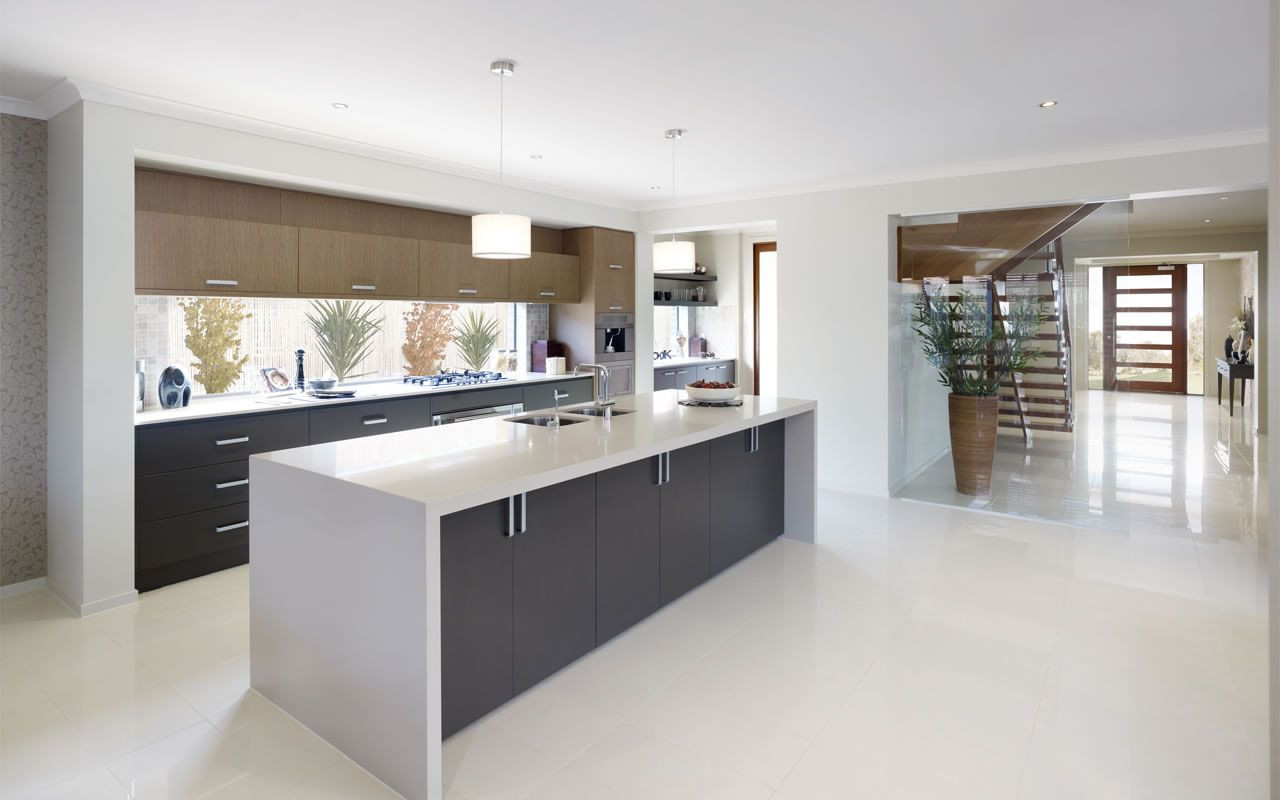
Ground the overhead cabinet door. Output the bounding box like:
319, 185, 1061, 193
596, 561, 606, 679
136, 211, 298, 294
510, 252, 581, 303
594, 230, 635, 313
298, 229, 418, 298
420, 240, 510, 301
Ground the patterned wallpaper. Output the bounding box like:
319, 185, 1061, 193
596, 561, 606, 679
1, 113, 48, 586
1240, 251, 1259, 412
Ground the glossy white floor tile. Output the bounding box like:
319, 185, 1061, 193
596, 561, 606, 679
1, 477, 1267, 798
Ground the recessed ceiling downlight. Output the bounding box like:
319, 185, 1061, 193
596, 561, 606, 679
1038, 99, 1058, 108
529, 154, 542, 159
331, 102, 349, 109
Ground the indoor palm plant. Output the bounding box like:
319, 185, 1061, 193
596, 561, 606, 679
453, 309, 501, 372
912, 286, 1045, 494
306, 299, 383, 382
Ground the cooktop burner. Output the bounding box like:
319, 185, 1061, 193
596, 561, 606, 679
403, 370, 511, 387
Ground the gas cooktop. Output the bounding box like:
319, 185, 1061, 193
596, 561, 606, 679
403, 370, 512, 387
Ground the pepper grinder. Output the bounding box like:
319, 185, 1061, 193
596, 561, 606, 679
295, 349, 306, 391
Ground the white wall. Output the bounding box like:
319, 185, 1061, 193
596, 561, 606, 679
47, 96, 637, 614
1267, 1, 1279, 794
640, 143, 1268, 496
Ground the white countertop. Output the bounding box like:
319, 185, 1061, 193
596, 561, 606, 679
134, 372, 589, 427
253, 391, 815, 515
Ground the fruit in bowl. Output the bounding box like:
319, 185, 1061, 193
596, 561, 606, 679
685, 379, 740, 402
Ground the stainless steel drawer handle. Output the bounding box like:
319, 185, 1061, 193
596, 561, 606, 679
215, 436, 249, 446
608, 264, 624, 270
214, 479, 249, 490
458, 288, 479, 295
214, 521, 249, 534
609, 305, 623, 311
362, 415, 388, 426
663, 371, 675, 376
539, 290, 556, 297
351, 284, 377, 291
205, 278, 239, 287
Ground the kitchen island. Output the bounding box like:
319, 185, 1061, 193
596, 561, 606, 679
249, 391, 816, 800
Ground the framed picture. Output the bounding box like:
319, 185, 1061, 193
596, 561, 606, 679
260, 367, 293, 392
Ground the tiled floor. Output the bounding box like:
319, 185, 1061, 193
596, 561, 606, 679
1, 485, 1268, 797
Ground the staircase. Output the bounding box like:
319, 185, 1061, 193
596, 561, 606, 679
994, 242, 1074, 437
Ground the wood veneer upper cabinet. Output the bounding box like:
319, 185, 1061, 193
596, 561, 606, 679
510, 252, 581, 303
298, 229, 418, 298
135, 169, 283, 224
281, 191, 420, 239
136, 211, 298, 295
419, 240, 510, 301
564, 227, 634, 313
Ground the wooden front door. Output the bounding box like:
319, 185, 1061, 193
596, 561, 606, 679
1102, 264, 1188, 394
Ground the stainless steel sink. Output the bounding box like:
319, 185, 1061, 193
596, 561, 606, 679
509, 414, 586, 427
568, 406, 635, 417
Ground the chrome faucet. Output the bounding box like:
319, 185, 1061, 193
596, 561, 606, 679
552, 389, 569, 421
574, 363, 613, 412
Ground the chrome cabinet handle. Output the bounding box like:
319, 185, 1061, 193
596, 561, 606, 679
608, 264, 624, 270
609, 305, 623, 311
664, 452, 671, 484
520, 492, 528, 535
539, 290, 556, 297
351, 284, 376, 292
214, 478, 249, 490
362, 415, 388, 426
747, 426, 760, 453
662, 371, 675, 376
215, 436, 249, 446
458, 288, 479, 295
205, 278, 238, 287
655, 454, 664, 485
214, 521, 249, 534
505, 493, 529, 537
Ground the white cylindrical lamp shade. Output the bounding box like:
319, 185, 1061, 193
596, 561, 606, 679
653, 239, 696, 273
472, 213, 532, 259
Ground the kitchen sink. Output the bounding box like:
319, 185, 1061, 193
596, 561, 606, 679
568, 406, 635, 417
509, 414, 587, 427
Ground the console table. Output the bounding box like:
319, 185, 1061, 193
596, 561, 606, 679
1215, 358, 1254, 417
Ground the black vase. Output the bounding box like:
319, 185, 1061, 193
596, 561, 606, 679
1224, 336, 1235, 361
158, 366, 191, 409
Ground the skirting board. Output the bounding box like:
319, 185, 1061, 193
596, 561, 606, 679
44, 579, 138, 617
0, 576, 46, 598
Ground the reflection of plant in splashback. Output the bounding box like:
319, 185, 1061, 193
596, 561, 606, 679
454, 309, 500, 371
402, 302, 457, 375
177, 297, 251, 393
306, 299, 383, 382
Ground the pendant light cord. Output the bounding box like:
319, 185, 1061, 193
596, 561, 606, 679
671, 133, 677, 242
498, 69, 505, 213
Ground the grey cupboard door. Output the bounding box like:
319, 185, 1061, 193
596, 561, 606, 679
514, 475, 597, 693
595, 458, 661, 644
440, 499, 514, 737
659, 441, 711, 605
654, 368, 677, 391
708, 421, 786, 574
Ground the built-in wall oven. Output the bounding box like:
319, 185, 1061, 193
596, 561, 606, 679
594, 312, 634, 395
431, 402, 523, 426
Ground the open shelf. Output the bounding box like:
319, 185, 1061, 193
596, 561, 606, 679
653, 272, 717, 282
655, 300, 718, 307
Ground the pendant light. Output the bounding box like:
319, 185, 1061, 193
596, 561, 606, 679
472, 60, 531, 259
653, 128, 695, 273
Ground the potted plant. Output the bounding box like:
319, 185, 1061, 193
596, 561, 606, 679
306, 299, 383, 383
453, 309, 501, 372
912, 287, 1045, 495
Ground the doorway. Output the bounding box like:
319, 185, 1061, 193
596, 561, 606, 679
1101, 264, 1188, 394
753, 242, 777, 395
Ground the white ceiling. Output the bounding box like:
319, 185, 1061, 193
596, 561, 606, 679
0, 0, 1269, 207
1070, 189, 1269, 238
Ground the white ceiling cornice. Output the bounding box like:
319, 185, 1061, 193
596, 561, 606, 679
0, 95, 49, 119
34, 78, 641, 213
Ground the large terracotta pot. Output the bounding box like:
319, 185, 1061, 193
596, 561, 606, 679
948, 394, 999, 495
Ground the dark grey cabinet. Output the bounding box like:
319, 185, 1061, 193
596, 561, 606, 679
136, 410, 308, 475
654, 367, 678, 391
514, 475, 597, 693
440, 498, 514, 738
595, 458, 661, 643
654, 361, 736, 391
697, 361, 736, 383
523, 377, 592, 412
709, 421, 785, 575
308, 396, 433, 444
136, 460, 251, 524
660, 441, 711, 605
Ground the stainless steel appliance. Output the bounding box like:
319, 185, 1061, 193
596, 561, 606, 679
405, 369, 512, 387
431, 402, 523, 425
593, 312, 634, 395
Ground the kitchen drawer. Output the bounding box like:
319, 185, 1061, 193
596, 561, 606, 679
523, 378, 592, 412
309, 397, 433, 445
697, 362, 735, 383
136, 502, 251, 572
136, 411, 309, 476
136, 460, 250, 523
662, 365, 695, 390
431, 386, 523, 415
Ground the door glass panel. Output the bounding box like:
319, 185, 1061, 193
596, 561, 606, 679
1116, 274, 1171, 290
1117, 348, 1171, 364
1116, 365, 1173, 382
1116, 311, 1172, 327
1116, 329, 1173, 345
1116, 293, 1173, 308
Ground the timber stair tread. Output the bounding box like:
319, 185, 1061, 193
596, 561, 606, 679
998, 394, 1069, 405
998, 420, 1073, 433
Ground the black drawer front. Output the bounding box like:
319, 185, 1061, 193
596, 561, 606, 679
136, 411, 308, 475
136, 502, 251, 571
136, 461, 250, 523
523, 378, 592, 412
309, 397, 433, 445
431, 386, 523, 415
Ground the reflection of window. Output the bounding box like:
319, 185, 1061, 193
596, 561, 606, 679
653, 306, 692, 354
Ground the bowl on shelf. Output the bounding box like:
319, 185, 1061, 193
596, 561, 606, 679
308, 378, 338, 391
684, 382, 740, 402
